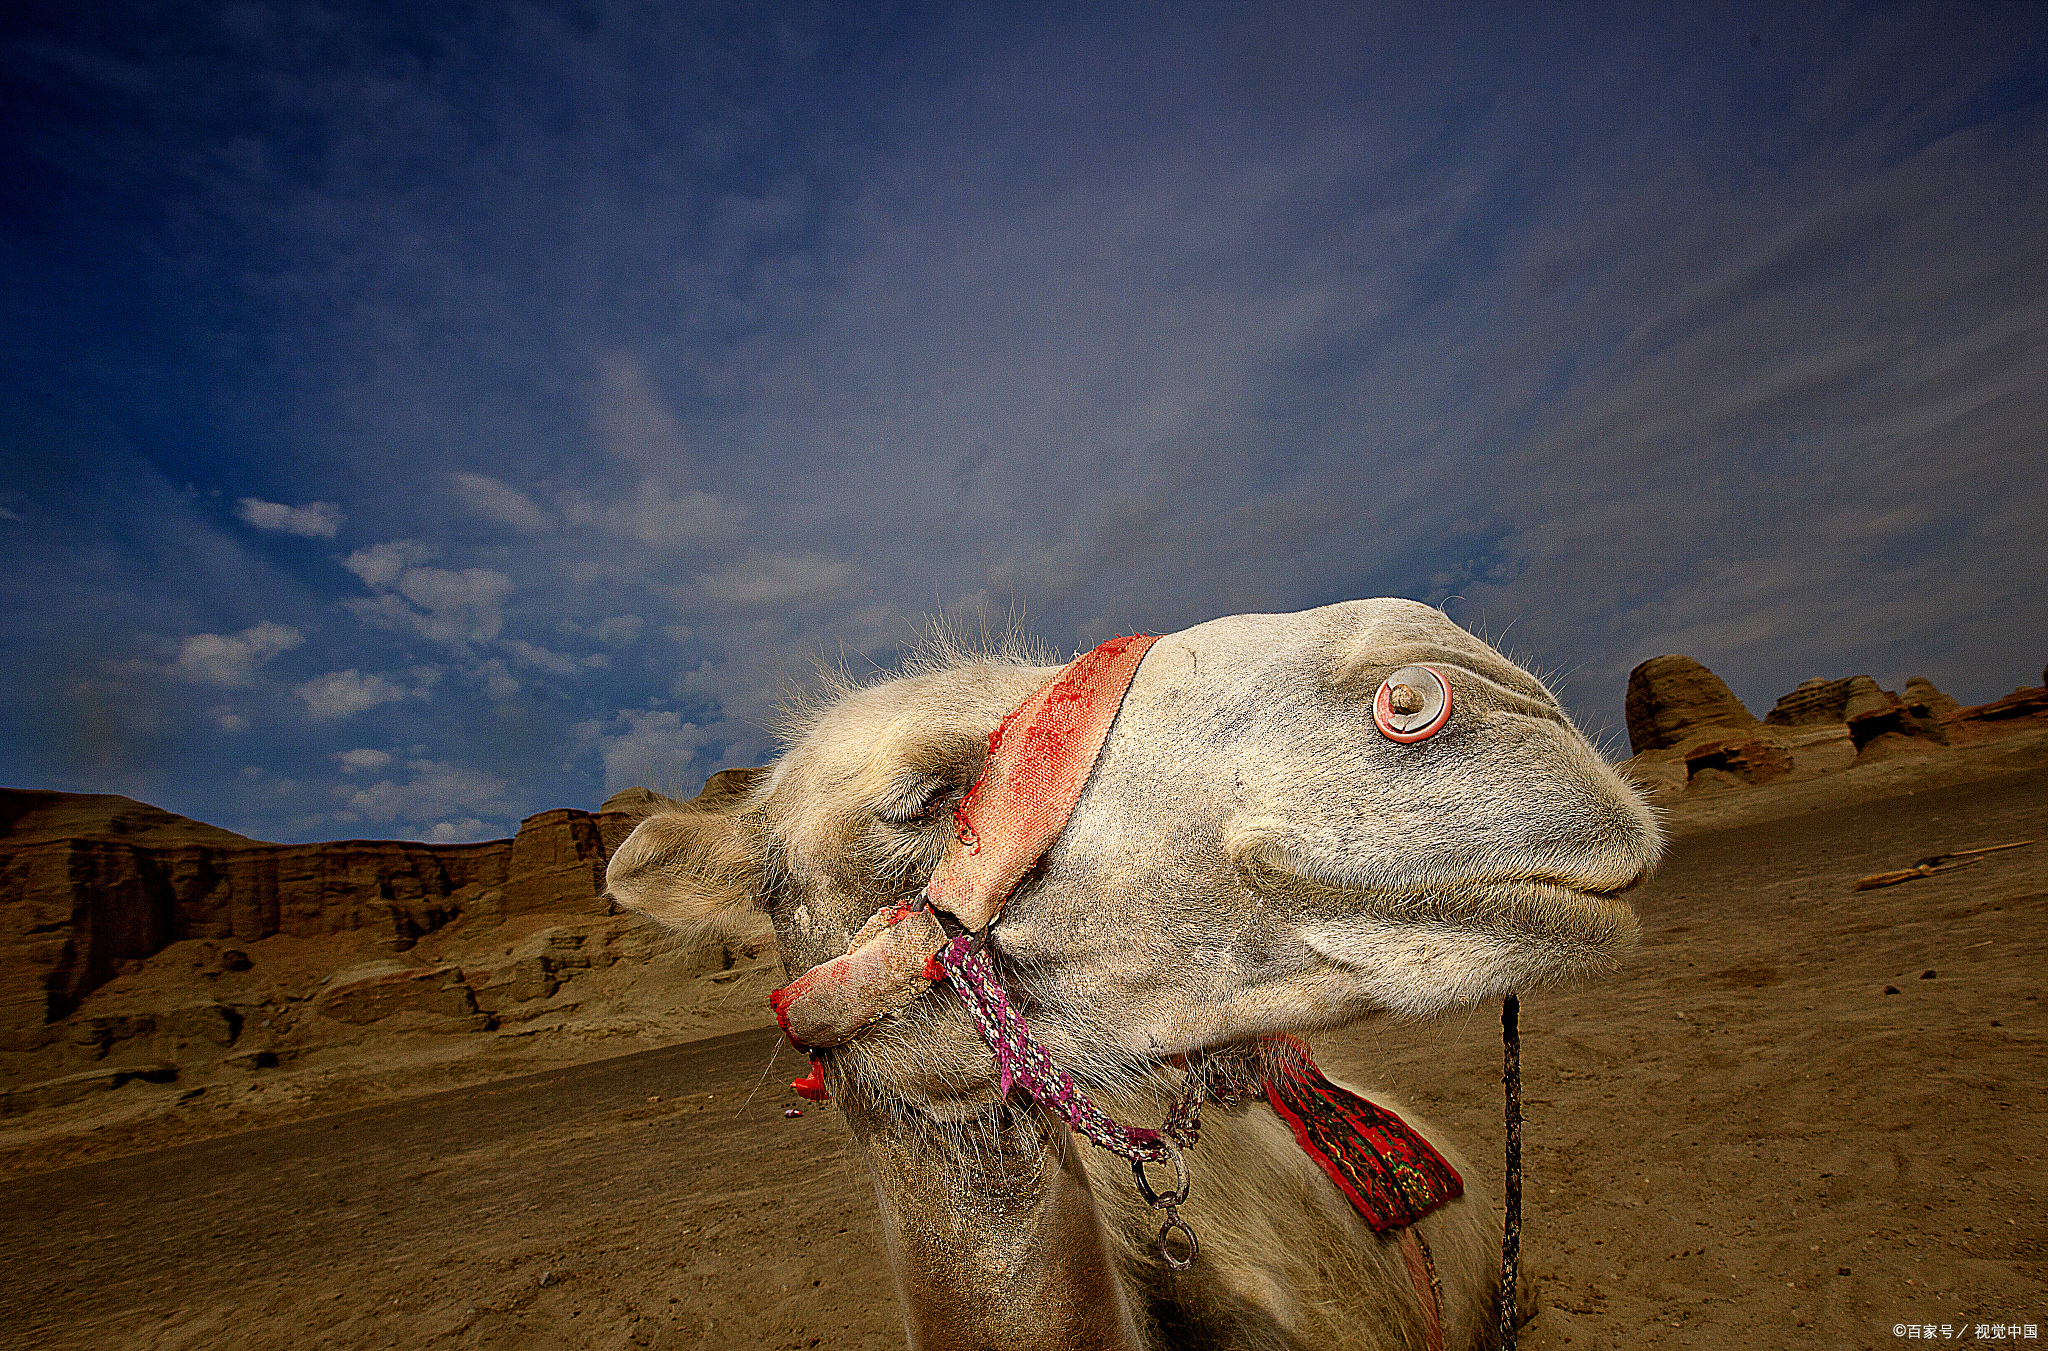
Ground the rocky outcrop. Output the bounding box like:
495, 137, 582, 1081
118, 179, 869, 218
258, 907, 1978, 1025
1902, 678, 1961, 725
1946, 683, 2048, 742
1679, 736, 1794, 787
501, 810, 608, 919
1622, 658, 2046, 800
312, 963, 492, 1032
1765, 675, 1946, 749
1621, 657, 1799, 795
68, 1001, 242, 1060
0, 771, 783, 1121
1625, 656, 1761, 755
0, 801, 518, 1050
0, 771, 764, 1054
0, 1063, 179, 1116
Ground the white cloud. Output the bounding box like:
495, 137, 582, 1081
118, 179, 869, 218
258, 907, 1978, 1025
591, 351, 688, 468
563, 353, 741, 548
343, 593, 429, 636
343, 758, 514, 833
297, 668, 417, 719
450, 471, 552, 533
234, 497, 344, 538
208, 706, 247, 733
335, 747, 393, 772
172, 621, 304, 686
392, 566, 514, 643
342, 539, 434, 589
505, 638, 584, 678
563, 478, 737, 549
471, 658, 520, 700
342, 539, 513, 646
593, 614, 644, 647
575, 708, 710, 794
698, 551, 858, 605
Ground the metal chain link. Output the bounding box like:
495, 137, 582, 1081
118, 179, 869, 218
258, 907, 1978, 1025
933, 934, 1204, 1268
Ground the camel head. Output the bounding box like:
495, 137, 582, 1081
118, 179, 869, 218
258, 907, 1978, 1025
607, 599, 1659, 1099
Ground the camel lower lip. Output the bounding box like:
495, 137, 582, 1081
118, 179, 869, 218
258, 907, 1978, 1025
1334, 879, 1638, 954
1386, 878, 1635, 926
1241, 856, 1640, 988
1242, 853, 1635, 929
1283, 877, 1639, 1014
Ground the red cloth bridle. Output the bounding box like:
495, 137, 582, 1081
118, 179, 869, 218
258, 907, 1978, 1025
770, 633, 1159, 1054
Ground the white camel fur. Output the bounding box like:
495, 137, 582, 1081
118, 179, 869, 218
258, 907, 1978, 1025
606, 599, 1661, 1350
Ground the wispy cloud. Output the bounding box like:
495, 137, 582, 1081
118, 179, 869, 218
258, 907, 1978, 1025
342, 541, 513, 647
171, 621, 303, 686
505, 638, 592, 678
698, 552, 859, 607
449, 472, 551, 533
334, 757, 514, 841
575, 708, 712, 796
234, 498, 344, 538
297, 668, 434, 720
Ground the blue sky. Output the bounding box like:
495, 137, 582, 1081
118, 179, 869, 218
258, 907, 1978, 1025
4, 2, 2044, 843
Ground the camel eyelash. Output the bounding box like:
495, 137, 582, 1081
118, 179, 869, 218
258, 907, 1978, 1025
873, 777, 966, 827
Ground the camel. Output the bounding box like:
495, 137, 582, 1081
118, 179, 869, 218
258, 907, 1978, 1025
606, 599, 1660, 1350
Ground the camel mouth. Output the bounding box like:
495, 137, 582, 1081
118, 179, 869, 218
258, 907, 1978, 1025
1238, 848, 1636, 929
1279, 872, 1638, 955
1236, 853, 1639, 1011
1355, 878, 1638, 949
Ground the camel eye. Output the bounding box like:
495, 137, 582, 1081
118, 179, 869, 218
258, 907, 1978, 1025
1373, 665, 1452, 743
874, 777, 961, 827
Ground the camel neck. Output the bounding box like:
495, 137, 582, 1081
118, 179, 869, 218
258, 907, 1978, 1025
842, 1094, 1147, 1351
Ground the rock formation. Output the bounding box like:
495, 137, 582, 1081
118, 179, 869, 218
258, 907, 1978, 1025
1944, 681, 2048, 741
0, 772, 764, 1058
1624, 655, 1760, 754
1764, 675, 1947, 750
1621, 657, 2046, 800
1901, 677, 1961, 725
0, 794, 510, 1053
1622, 657, 1799, 794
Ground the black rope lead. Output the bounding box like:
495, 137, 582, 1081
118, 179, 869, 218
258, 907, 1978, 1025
1500, 992, 1522, 1350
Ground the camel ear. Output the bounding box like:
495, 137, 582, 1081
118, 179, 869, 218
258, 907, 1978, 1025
604, 800, 771, 948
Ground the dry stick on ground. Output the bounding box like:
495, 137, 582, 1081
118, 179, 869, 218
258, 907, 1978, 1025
1851, 840, 2035, 891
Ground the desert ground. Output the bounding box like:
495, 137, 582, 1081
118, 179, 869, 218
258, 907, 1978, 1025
4, 739, 2045, 1350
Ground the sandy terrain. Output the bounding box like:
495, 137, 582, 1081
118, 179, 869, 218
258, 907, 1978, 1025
5, 742, 2045, 1349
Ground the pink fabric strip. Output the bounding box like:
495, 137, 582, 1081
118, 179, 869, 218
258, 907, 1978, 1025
924, 633, 1158, 932
769, 633, 1158, 1052
770, 909, 946, 1051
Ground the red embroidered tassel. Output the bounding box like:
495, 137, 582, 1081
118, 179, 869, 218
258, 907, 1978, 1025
792, 1057, 830, 1102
